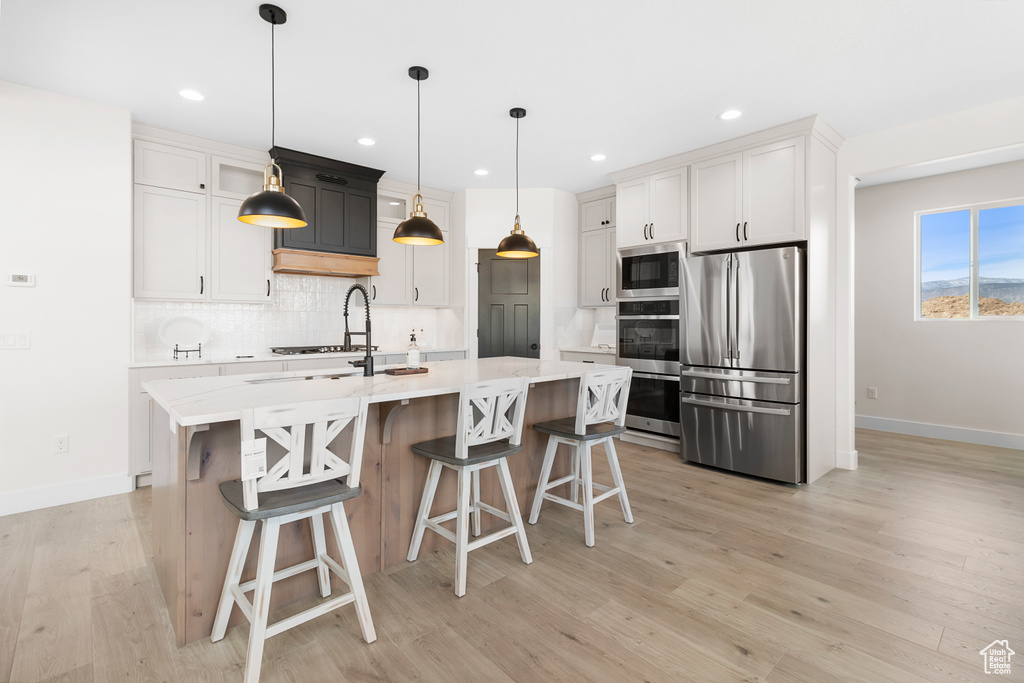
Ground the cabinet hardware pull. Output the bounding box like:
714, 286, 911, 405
266, 279, 270, 296
650, 223, 654, 239
743, 221, 749, 240
415, 287, 419, 302
200, 275, 204, 294
643, 223, 649, 240
736, 223, 741, 242
601, 287, 606, 302
372, 285, 376, 300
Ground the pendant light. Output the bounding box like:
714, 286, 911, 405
237, 4, 307, 229
393, 66, 444, 246
496, 108, 539, 259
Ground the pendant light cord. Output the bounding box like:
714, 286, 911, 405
515, 116, 519, 215
271, 21, 276, 150
417, 75, 421, 194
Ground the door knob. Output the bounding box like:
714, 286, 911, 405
530, 343, 538, 350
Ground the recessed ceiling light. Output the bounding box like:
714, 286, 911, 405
357, 137, 376, 146
388, 201, 401, 206
474, 169, 489, 176
179, 89, 204, 101
718, 109, 742, 121
590, 154, 607, 162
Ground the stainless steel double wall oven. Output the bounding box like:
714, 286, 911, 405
615, 242, 685, 437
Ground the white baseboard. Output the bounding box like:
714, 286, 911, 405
836, 449, 859, 470
856, 415, 1024, 451
0, 472, 133, 517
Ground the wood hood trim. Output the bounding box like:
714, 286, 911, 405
272, 248, 380, 278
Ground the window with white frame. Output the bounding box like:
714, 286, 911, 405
917, 200, 1024, 319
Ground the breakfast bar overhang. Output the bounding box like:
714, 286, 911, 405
143, 357, 614, 646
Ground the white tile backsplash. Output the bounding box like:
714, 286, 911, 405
133, 273, 462, 361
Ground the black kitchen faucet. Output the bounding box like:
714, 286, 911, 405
342, 283, 373, 377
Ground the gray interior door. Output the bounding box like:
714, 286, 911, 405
478, 249, 541, 358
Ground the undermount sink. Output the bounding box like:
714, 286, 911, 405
245, 369, 386, 384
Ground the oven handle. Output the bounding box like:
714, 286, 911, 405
680, 395, 791, 416
633, 372, 680, 382
680, 370, 791, 385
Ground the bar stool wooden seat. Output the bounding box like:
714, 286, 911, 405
529, 367, 633, 547
406, 377, 533, 597
211, 397, 376, 683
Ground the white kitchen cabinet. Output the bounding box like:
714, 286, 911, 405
134, 185, 208, 300
133, 137, 276, 303
422, 350, 466, 362
210, 197, 274, 302
220, 360, 285, 375
371, 224, 413, 305
211, 156, 266, 200
616, 167, 688, 248
371, 213, 451, 308
413, 229, 450, 306
579, 227, 615, 307
130, 364, 220, 478
134, 140, 208, 194
581, 197, 616, 231
690, 137, 805, 253
560, 350, 616, 364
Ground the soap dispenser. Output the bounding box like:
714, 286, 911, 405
406, 329, 420, 369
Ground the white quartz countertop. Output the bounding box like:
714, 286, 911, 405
129, 347, 467, 369
143, 356, 616, 428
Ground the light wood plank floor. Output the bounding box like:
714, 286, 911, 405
2, 429, 1022, 682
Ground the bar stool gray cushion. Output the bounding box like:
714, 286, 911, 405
532, 418, 627, 441
411, 436, 523, 467
219, 479, 361, 521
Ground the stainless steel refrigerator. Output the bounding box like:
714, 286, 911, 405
679, 245, 805, 483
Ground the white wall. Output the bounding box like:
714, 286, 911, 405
0, 81, 133, 514
836, 95, 1024, 463
855, 161, 1024, 447
459, 188, 593, 360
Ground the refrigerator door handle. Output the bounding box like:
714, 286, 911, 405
732, 259, 740, 360
725, 255, 733, 364
680, 370, 791, 385
681, 396, 792, 416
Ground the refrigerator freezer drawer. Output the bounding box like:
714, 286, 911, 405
680, 367, 802, 403
680, 394, 804, 483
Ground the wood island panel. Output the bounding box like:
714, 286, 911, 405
151, 378, 577, 646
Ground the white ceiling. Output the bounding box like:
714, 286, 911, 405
2, 0, 1023, 194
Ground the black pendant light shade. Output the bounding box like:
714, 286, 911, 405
238, 4, 307, 229
238, 162, 307, 228
496, 214, 539, 258
497, 107, 538, 258
394, 193, 443, 245
394, 66, 444, 246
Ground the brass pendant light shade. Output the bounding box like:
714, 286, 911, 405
238, 4, 307, 229
238, 162, 307, 228
394, 66, 444, 246
497, 107, 538, 259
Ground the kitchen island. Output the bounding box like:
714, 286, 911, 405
143, 356, 615, 646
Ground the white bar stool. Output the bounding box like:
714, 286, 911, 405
529, 367, 633, 546
406, 377, 533, 597
211, 397, 376, 683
